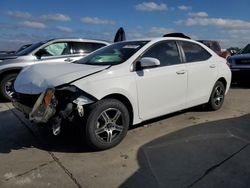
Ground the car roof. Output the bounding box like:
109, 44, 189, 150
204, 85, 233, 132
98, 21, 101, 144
42, 38, 110, 45
117, 36, 199, 44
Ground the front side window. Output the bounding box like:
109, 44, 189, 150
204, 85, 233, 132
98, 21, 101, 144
37, 42, 71, 57
180, 41, 211, 63
142, 41, 181, 66
77, 41, 149, 65
72, 42, 106, 54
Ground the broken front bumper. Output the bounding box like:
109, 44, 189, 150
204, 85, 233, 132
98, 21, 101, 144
12, 99, 32, 115
12, 88, 57, 123
13, 86, 95, 125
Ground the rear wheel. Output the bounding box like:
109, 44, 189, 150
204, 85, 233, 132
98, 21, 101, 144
85, 99, 130, 150
207, 81, 225, 111
0, 73, 18, 101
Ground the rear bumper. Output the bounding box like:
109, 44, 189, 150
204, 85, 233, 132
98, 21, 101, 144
231, 68, 250, 82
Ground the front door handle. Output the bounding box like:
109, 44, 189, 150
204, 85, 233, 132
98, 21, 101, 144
64, 58, 74, 62
176, 70, 186, 75
209, 64, 216, 68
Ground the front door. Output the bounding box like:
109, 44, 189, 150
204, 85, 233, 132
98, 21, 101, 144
135, 40, 187, 120
34, 42, 78, 64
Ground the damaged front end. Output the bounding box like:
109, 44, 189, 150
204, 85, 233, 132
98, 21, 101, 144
13, 85, 96, 135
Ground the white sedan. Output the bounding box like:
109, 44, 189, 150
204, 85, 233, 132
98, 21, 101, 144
13, 35, 231, 150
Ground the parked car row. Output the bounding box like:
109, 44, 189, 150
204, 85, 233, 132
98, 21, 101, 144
10, 32, 231, 150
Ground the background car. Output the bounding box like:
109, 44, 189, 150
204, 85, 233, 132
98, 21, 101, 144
198, 40, 231, 59
228, 43, 250, 83
13, 33, 231, 150
237, 44, 250, 54
15, 43, 33, 54
0, 38, 110, 101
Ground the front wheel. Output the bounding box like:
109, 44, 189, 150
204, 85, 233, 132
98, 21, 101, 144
207, 81, 225, 111
85, 99, 130, 150
0, 73, 18, 101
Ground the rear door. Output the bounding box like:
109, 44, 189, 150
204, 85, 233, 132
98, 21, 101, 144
135, 40, 187, 120
178, 41, 218, 108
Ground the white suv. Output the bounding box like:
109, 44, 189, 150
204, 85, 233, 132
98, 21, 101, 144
13, 35, 231, 150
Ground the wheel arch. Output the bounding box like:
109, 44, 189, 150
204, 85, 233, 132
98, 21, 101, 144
102, 93, 134, 125
217, 77, 227, 89
0, 68, 22, 81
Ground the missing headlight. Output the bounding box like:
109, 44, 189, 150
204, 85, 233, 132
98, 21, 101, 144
29, 88, 57, 123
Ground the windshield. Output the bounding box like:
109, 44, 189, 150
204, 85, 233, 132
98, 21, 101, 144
77, 41, 149, 65
16, 41, 49, 56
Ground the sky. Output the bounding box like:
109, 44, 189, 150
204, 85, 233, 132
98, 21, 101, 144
1, 0, 250, 50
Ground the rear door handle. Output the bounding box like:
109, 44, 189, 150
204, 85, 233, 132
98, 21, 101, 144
209, 64, 216, 68
64, 58, 74, 62
176, 70, 186, 75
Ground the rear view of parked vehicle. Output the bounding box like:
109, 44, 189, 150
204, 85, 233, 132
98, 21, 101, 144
13, 33, 231, 150
198, 40, 231, 59
228, 43, 250, 83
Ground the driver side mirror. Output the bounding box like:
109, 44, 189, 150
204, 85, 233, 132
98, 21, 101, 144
139, 57, 160, 69
35, 49, 49, 59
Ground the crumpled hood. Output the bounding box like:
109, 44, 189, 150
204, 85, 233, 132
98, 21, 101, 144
14, 62, 109, 94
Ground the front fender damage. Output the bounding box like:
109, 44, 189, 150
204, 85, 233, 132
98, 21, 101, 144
27, 87, 95, 135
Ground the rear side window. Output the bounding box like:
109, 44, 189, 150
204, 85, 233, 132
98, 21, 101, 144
180, 41, 211, 63
72, 42, 106, 54
142, 41, 181, 67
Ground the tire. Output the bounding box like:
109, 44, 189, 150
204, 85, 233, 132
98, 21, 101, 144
85, 99, 130, 150
207, 81, 225, 111
0, 73, 18, 101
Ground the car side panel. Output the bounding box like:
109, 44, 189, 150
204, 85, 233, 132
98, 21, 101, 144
185, 59, 218, 108
72, 70, 142, 125
135, 64, 187, 121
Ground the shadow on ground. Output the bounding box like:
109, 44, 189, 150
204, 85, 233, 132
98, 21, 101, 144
0, 104, 212, 154
0, 108, 95, 153
121, 114, 250, 188
1, 105, 250, 187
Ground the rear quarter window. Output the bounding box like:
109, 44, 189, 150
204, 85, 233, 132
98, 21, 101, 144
180, 41, 212, 63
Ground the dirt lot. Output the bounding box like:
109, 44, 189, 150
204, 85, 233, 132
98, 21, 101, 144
0, 86, 250, 188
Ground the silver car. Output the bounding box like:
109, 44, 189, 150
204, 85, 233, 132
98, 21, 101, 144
0, 38, 109, 100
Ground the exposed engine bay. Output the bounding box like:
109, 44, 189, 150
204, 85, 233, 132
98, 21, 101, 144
13, 85, 95, 136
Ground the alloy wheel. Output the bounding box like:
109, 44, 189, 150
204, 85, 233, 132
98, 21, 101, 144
213, 85, 224, 106
4, 78, 15, 98
95, 108, 124, 143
